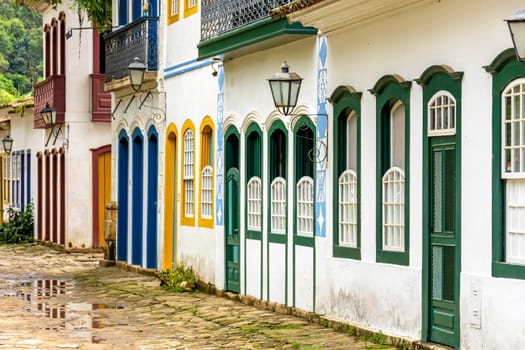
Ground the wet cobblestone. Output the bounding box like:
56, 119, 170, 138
0, 244, 396, 349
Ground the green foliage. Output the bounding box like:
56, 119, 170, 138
0, 0, 42, 102
361, 331, 388, 346
0, 204, 34, 244
157, 264, 197, 293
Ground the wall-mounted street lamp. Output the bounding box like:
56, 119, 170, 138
40, 102, 56, 128
128, 57, 146, 92
506, 9, 525, 61
267, 61, 327, 163
267, 61, 303, 116
2, 135, 13, 155
40, 102, 68, 149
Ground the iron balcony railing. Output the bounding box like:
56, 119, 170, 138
201, 0, 292, 41
104, 17, 159, 83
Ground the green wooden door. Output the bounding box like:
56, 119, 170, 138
428, 139, 460, 348
225, 168, 240, 293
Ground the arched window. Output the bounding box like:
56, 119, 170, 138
44, 25, 50, 78
428, 91, 456, 136
382, 167, 405, 251
501, 78, 525, 264
247, 177, 261, 231
271, 177, 286, 234
371, 75, 411, 265
338, 169, 357, 247
59, 12, 66, 75
296, 176, 314, 237
199, 117, 214, 227
181, 121, 195, 226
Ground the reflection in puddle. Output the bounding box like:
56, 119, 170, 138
1, 278, 107, 343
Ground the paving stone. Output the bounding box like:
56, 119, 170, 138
0, 244, 397, 349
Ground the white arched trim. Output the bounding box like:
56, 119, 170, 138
241, 110, 264, 132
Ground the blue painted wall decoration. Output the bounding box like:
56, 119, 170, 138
216, 65, 225, 227
316, 35, 328, 238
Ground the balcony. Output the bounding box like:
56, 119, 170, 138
104, 17, 159, 87
33, 75, 65, 129
90, 73, 111, 122
198, 0, 317, 60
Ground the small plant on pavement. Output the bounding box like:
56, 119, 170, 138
157, 264, 196, 292
0, 204, 34, 244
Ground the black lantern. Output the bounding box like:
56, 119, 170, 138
128, 57, 146, 91
268, 61, 303, 116
506, 9, 525, 61
40, 102, 56, 128
2, 135, 12, 155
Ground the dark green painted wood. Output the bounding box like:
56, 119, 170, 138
292, 116, 316, 311
225, 127, 241, 294
330, 85, 362, 260
419, 67, 462, 348
244, 122, 264, 298
225, 167, 240, 293
266, 120, 288, 304
373, 75, 411, 266
197, 17, 318, 60
487, 49, 525, 280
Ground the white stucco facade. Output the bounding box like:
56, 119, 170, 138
105, 0, 525, 348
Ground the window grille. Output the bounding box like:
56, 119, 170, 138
171, 0, 179, 15
339, 169, 357, 247
296, 176, 314, 237
184, 130, 194, 217
271, 177, 286, 234
428, 92, 456, 136
247, 176, 262, 231
506, 180, 525, 264
502, 80, 525, 177
201, 165, 212, 218
382, 167, 405, 251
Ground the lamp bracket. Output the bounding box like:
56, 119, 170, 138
286, 112, 329, 164
66, 26, 118, 40
112, 99, 122, 119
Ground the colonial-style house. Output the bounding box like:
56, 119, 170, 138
105, 0, 525, 348
30, 1, 112, 248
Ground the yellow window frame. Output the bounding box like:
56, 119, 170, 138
184, 0, 198, 18
167, 0, 179, 24
198, 116, 214, 228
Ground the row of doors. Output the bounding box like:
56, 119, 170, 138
224, 133, 460, 347
96, 125, 459, 348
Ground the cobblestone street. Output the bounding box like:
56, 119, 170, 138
0, 244, 397, 350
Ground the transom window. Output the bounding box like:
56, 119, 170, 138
247, 177, 262, 231
428, 92, 456, 136
271, 177, 286, 234
183, 129, 194, 218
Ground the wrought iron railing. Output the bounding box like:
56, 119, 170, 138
201, 0, 292, 41
104, 17, 159, 83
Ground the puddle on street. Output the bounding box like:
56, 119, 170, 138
0, 278, 110, 343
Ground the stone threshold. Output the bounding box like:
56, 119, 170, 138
109, 258, 454, 350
